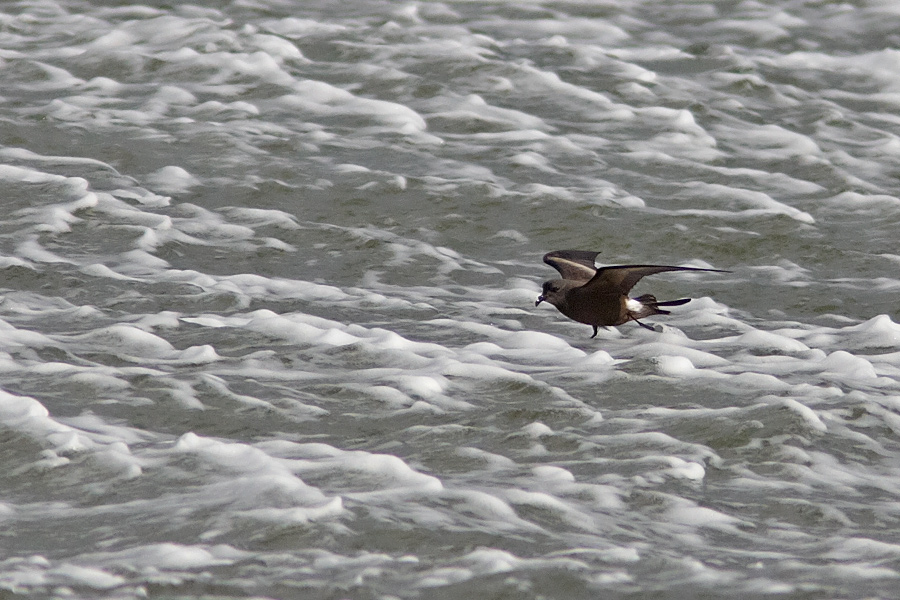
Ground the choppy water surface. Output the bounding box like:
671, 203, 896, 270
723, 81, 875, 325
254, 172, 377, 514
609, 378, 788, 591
2, 1, 900, 598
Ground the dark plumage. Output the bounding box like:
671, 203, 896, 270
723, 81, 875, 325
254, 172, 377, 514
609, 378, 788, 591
535, 250, 728, 337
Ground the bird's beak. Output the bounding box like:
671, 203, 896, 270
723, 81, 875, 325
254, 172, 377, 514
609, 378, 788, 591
535, 295, 544, 307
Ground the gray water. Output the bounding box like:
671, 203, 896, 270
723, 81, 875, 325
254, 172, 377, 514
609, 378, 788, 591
2, 1, 900, 598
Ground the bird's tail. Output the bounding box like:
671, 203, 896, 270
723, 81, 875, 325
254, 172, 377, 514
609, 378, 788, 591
632, 294, 690, 318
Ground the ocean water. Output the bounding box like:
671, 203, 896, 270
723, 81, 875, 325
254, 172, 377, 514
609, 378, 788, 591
1, 0, 900, 598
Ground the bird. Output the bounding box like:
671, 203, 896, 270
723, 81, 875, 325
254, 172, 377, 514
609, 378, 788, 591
535, 250, 728, 338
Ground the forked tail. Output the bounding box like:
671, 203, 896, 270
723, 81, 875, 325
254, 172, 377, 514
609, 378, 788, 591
631, 294, 690, 318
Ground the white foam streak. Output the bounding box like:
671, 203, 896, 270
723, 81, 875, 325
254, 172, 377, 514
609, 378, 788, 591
0, 388, 144, 476
278, 80, 429, 133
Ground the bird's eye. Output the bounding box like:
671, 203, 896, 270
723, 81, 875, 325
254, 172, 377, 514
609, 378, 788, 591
550, 285, 560, 293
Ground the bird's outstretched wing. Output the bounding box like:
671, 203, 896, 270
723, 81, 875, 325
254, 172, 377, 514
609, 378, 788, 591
585, 265, 729, 295
543, 250, 600, 282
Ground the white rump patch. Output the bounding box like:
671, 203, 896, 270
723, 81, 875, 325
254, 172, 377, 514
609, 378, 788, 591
626, 298, 644, 312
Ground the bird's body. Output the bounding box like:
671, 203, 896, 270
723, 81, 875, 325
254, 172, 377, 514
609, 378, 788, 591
535, 250, 727, 337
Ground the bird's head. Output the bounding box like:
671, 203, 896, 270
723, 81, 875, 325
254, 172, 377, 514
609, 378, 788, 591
535, 279, 574, 307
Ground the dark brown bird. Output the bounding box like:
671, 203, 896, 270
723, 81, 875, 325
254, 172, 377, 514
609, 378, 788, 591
535, 250, 728, 337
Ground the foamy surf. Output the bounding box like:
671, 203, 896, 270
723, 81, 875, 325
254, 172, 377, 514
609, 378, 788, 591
0, 1, 899, 598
